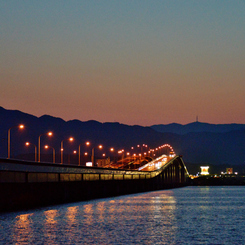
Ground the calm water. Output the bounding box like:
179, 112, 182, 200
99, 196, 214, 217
0, 186, 245, 244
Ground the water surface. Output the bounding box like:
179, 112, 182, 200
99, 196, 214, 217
0, 186, 244, 244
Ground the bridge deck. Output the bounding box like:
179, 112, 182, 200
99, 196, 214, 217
0, 156, 189, 212
0, 155, 185, 183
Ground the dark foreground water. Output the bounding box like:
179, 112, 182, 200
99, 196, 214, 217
0, 186, 245, 244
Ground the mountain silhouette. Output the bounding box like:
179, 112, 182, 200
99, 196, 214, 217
1, 106, 245, 174
151, 121, 245, 134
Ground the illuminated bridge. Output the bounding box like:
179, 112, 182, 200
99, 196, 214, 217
0, 154, 189, 212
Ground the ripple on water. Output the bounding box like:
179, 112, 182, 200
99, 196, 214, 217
0, 187, 245, 244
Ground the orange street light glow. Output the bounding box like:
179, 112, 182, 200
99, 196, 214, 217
25, 141, 37, 161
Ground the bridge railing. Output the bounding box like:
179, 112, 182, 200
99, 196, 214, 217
0, 155, 189, 183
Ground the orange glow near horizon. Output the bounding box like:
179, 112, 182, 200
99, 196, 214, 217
1, 2, 245, 126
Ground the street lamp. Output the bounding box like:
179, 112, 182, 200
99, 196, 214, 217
91, 144, 102, 166
110, 147, 115, 164
25, 142, 37, 161
8, 124, 24, 159
68, 150, 77, 165
61, 137, 74, 164
44, 145, 55, 163
78, 141, 90, 166
118, 149, 124, 166
38, 131, 53, 162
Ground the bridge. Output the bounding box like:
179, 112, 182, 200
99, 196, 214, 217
0, 154, 189, 212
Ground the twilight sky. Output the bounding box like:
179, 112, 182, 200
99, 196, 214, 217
1, 0, 245, 126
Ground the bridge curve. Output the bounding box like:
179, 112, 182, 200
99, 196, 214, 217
0, 155, 189, 212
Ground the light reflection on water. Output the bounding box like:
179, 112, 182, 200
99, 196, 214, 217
13, 213, 33, 244
44, 209, 58, 243
0, 186, 245, 244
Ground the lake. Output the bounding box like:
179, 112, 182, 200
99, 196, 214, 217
0, 186, 245, 244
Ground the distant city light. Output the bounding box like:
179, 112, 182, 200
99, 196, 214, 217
200, 166, 209, 175
226, 168, 233, 174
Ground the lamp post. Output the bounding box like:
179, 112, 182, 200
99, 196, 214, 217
44, 145, 55, 163
38, 131, 53, 162
68, 150, 77, 165
78, 141, 90, 166
73, 150, 77, 165
8, 124, 24, 159
106, 147, 115, 167
61, 137, 74, 164
110, 147, 114, 164
25, 142, 37, 161
118, 149, 124, 166
91, 144, 102, 166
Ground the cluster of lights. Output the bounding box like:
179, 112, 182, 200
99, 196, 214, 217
7, 124, 176, 167
138, 154, 169, 171
129, 143, 175, 159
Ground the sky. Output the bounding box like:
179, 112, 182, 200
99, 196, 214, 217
1, 0, 245, 126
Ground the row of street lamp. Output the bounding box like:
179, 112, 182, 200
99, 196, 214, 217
7, 124, 107, 165
6, 124, 175, 165
26, 139, 105, 166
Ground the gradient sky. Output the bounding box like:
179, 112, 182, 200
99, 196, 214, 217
1, 0, 245, 126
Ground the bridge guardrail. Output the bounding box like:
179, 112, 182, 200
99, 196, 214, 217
0, 155, 188, 183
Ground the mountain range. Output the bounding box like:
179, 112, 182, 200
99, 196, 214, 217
152, 122, 245, 134
1, 106, 245, 174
